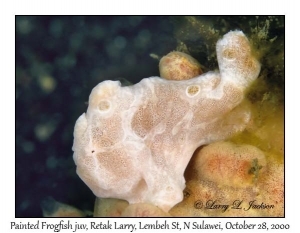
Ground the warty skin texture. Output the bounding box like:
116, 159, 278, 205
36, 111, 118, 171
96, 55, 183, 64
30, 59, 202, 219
72, 30, 260, 212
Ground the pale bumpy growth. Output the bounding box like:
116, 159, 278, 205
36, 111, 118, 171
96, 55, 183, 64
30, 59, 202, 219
72, 31, 260, 212
159, 51, 203, 80
193, 141, 267, 188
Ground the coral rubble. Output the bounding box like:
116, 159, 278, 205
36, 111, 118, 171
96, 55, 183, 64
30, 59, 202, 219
41, 197, 89, 217
93, 197, 129, 217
